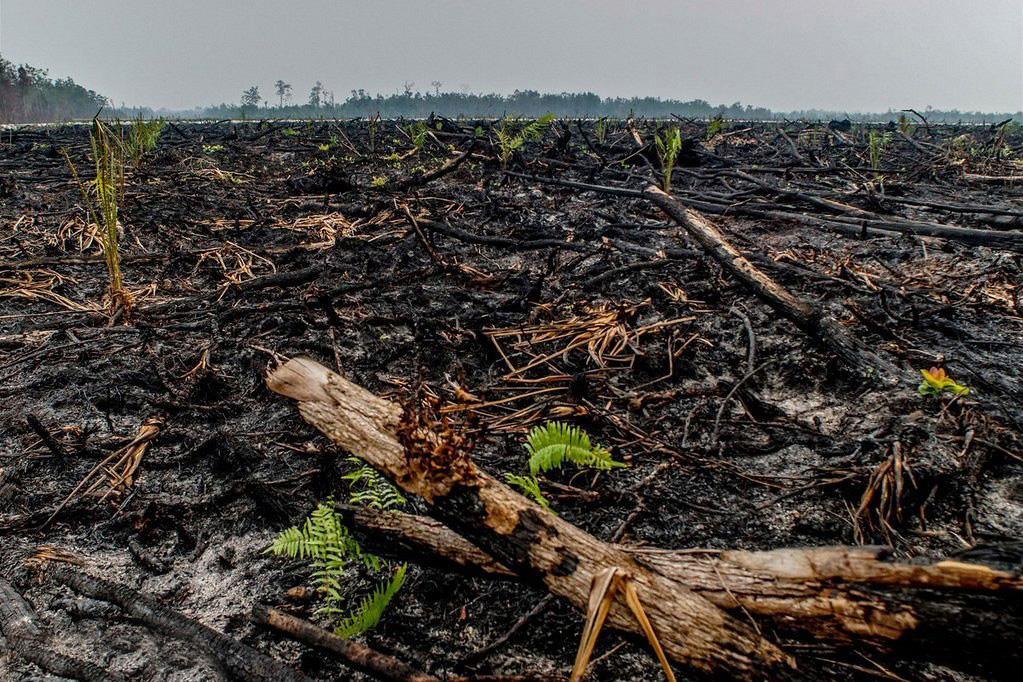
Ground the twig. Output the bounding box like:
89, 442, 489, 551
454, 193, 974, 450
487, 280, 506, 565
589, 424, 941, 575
253, 606, 439, 682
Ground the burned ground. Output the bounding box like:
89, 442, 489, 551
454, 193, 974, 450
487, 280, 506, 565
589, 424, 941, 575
1, 117, 1021, 680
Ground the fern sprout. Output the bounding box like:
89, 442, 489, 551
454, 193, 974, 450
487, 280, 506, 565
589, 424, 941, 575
341, 457, 407, 510
525, 421, 624, 476
333, 565, 407, 638
269, 459, 410, 638
505, 473, 551, 510
269, 503, 378, 570
505, 422, 625, 511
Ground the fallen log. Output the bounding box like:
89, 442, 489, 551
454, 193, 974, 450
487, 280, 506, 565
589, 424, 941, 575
268, 357, 792, 678
642, 185, 900, 382
49, 566, 308, 682
337, 506, 1023, 660
268, 358, 1023, 679
0, 577, 119, 682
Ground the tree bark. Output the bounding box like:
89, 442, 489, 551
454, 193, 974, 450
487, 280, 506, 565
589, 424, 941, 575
268, 358, 1023, 679
268, 357, 792, 678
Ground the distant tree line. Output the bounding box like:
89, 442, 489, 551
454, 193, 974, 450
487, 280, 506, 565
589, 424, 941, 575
193, 83, 1021, 124
1, 56, 1017, 125
0, 54, 107, 123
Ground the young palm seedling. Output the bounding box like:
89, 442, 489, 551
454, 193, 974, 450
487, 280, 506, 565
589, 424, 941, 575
125, 113, 166, 165
706, 114, 727, 139
408, 121, 429, 152
495, 113, 555, 169
64, 117, 130, 316
655, 126, 682, 192
868, 130, 891, 171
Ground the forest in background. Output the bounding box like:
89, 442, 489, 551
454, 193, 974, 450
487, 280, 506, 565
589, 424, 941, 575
0, 55, 107, 123
1, 55, 1019, 124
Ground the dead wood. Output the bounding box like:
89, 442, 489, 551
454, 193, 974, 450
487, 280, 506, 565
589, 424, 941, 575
253, 606, 440, 682
333, 503, 516, 578
375, 140, 475, 192
642, 185, 900, 382
331, 504, 1023, 666
268, 358, 1023, 678
0, 577, 119, 681
268, 356, 793, 678
49, 566, 309, 682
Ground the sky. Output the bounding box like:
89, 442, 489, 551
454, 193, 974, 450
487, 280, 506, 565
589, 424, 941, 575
1, 0, 1020, 112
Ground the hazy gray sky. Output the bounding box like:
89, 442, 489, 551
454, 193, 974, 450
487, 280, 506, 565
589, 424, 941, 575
1, 0, 1020, 112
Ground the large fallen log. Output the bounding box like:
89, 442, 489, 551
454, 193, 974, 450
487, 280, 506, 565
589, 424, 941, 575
268, 358, 1023, 678
337, 505, 1023, 666
269, 357, 791, 678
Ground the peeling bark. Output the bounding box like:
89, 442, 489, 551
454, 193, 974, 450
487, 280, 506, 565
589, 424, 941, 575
268, 357, 792, 678
268, 358, 1023, 678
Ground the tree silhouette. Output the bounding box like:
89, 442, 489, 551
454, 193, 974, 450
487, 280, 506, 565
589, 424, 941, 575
241, 86, 261, 108
274, 80, 292, 108
0, 54, 106, 122
308, 81, 324, 107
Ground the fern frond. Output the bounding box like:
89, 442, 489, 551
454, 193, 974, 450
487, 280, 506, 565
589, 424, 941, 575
341, 457, 407, 510
334, 565, 408, 638
505, 473, 552, 510
521, 113, 556, 141
269, 502, 374, 568
524, 421, 625, 475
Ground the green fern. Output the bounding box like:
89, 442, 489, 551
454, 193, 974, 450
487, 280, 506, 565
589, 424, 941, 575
270, 496, 406, 636
333, 565, 407, 637
495, 113, 555, 168
269, 502, 378, 570
525, 421, 625, 476
505, 473, 551, 510
341, 457, 407, 510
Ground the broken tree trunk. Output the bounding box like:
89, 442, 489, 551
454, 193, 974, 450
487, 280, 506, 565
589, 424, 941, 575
268, 358, 1023, 679
268, 357, 792, 678
642, 185, 900, 383
336, 505, 1023, 671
